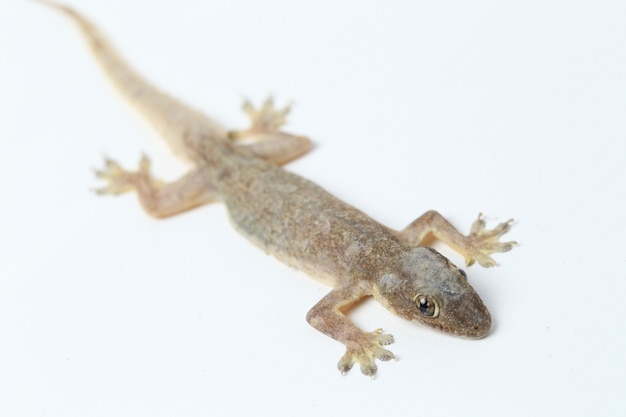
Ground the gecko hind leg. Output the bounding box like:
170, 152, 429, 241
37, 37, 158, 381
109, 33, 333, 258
94, 155, 217, 218
228, 97, 312, 165
395, 211, 517, 267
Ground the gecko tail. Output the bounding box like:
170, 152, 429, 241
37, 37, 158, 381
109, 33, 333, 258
35, 0, 151, 98
35, 0, 228, 161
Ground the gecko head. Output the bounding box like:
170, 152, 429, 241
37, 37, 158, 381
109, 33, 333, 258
373, 247, 491, 339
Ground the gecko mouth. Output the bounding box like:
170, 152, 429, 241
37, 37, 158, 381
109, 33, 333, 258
456, 327, 490, 339
420, 317, 491, 339
453, 317, 491, 339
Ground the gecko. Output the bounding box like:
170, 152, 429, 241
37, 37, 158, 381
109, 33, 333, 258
39, 1, 516, 376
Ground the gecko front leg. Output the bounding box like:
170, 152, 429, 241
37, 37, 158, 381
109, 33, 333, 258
306, 286, 395, 376
95, 155, 217, 218
396, 211, 517, 267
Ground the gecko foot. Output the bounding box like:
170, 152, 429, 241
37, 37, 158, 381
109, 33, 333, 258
227, 97, 311, 165
337, 329, 395, 377
463, 213, 517, 267
94, 155, 161, 195
230, 97, 292, 140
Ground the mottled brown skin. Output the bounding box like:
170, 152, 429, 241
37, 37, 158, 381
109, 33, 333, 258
40, 1, 517, 376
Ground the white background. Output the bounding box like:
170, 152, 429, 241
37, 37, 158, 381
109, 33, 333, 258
1, 1, 625, 416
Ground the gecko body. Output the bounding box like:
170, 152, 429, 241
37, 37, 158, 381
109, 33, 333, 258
41, 2, 516, 376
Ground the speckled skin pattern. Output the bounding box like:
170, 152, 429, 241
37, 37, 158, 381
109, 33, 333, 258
41, 1, 516, 376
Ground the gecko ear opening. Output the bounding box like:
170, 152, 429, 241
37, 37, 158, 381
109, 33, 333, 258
413, 294, 440, 318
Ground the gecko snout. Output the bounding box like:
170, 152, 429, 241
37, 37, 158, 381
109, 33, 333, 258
457, 310, 491, 339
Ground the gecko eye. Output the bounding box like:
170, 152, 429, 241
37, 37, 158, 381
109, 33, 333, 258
413, 294, 440, 318
458, 269, 467, 279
